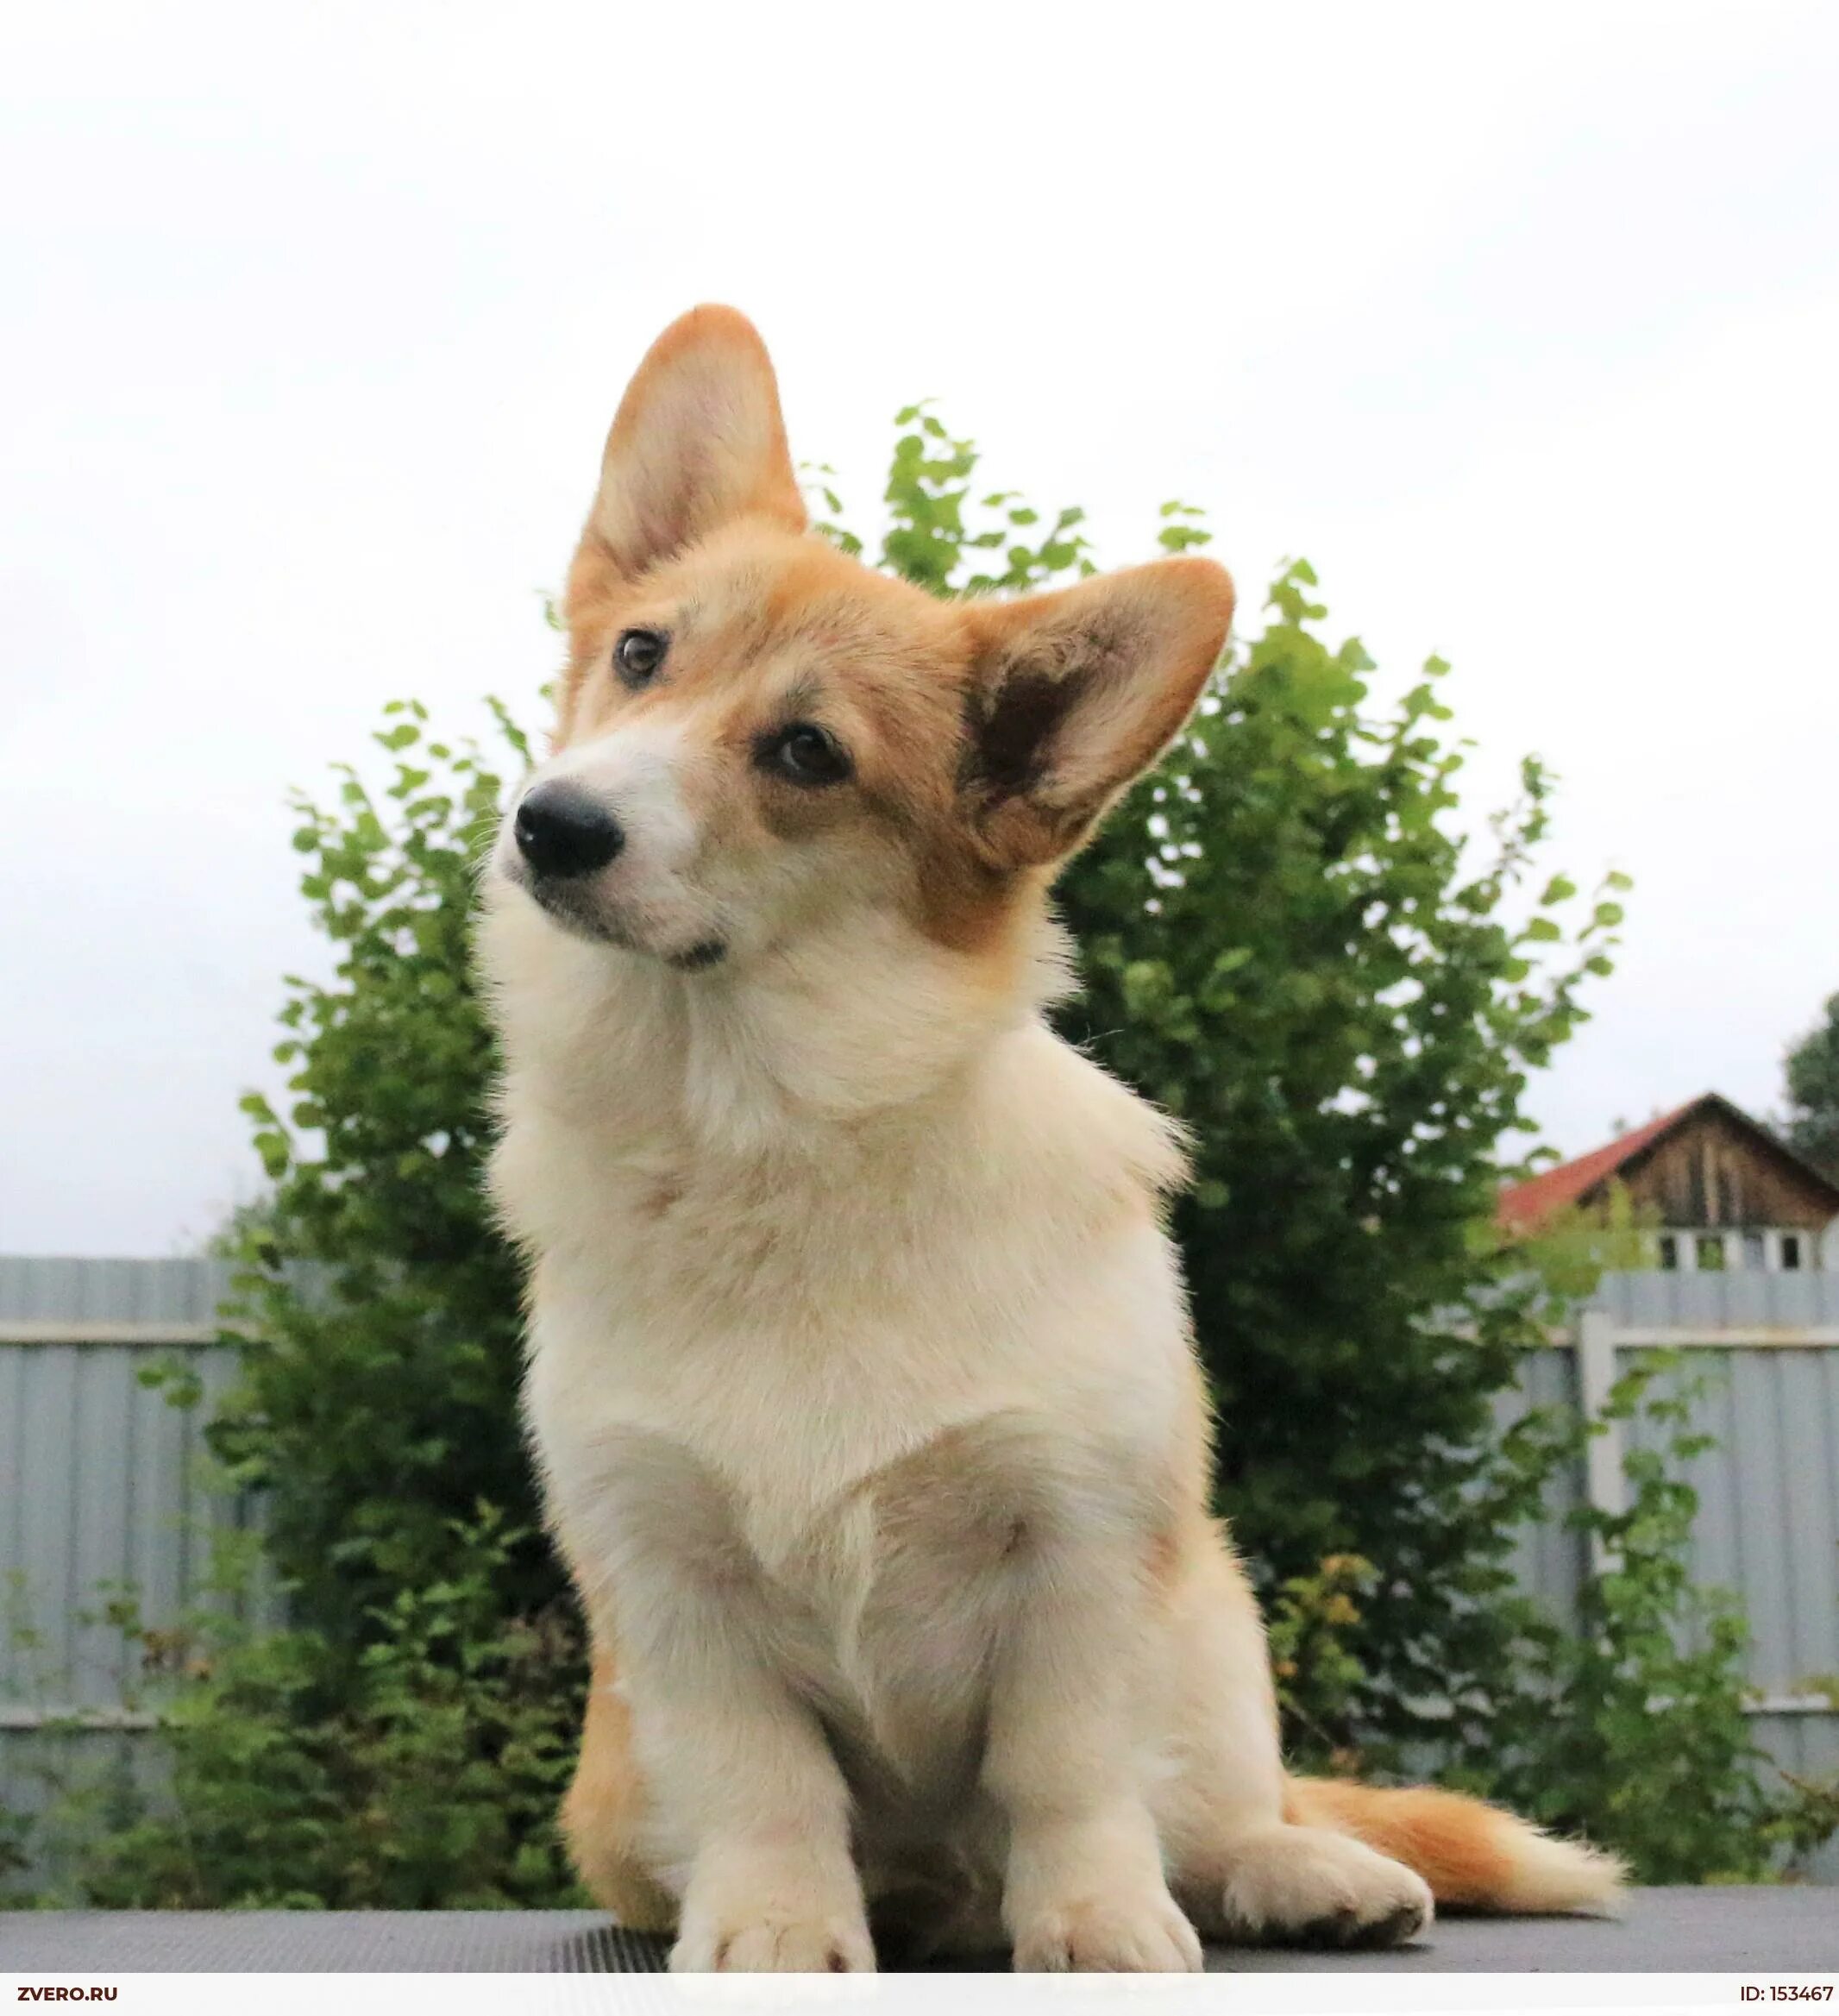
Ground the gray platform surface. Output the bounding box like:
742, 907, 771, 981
2, 1891, 1835, 1973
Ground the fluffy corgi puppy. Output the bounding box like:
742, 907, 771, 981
479, 306, 1622, 1971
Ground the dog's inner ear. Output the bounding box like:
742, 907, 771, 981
959, 560, 1235, 871
581, 305, 807, 584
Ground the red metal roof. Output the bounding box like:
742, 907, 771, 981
1497, 1101, 1696, 1231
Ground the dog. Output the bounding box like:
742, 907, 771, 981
477, 305, 1623, 1971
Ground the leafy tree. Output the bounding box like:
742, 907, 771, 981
1783, 991, 1839, 1179
218, 701, 560, 1659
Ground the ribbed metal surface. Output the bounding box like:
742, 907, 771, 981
0, 1258, 275, 1883
1752, 1709, 1839, 1887
1621, 1347, 1839, 1694
3, 1892, 1836, 1974
1618, 1344, 1839, 1881
1, 1340, 258, 1711
1503, 1335, 1839, 1705
1591, 1266, 1839, 1329
1501, 1297, 1839, 1883
1496, 1344, 1589, 1630
0, 1910, 670, 1973
0, 1254, 243, 1328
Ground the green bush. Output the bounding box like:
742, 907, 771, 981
10, 1512, 584, 1910
1783, 991, 1839, 1180
217, 698, 555, 1658
9, 399, 1825, 1906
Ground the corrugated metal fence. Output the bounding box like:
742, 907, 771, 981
3, 1259, 1837, 1886
0, 1257, 277, 1880
1503, 1270, 1839, 1880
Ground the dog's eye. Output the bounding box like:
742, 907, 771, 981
758, 722, 851, 788
614, 629, 668, 687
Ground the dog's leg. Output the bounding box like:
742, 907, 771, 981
566, 1433, 875, 1974
979, 1520, 1203, 1970
561, 1637, 676, 1932
1155, 1528, 1432, 1949
641, 1661, 873, 1974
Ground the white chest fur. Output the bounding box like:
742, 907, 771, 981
524, 1205, 1185, 1565
483, 899, 1194, 1685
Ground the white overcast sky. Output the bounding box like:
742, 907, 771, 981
3, 1, 1836, 1254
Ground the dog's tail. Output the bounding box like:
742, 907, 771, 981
1285, 1777, 1625, 1914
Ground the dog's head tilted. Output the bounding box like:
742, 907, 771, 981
486, 306, 1233, 1085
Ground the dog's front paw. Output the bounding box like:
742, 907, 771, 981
672, 1850, 876, 1973
671, 1902, 876, 1973
1011, 1891, 1203, 1973
1208, 1825, 1431, 1949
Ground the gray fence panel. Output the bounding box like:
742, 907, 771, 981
1752, 1713, 1839, 1884
1687, 1363, 1747, 1606
1, 1727, 154, 1893
1497, 1345, 1589, 1629
1776, 1350, 1839, 1687
1, 1259, 278, 1888
0, 1255, 242, 1328
1, 1341, 255, 1716
1752, 1714, 1839, 1803
1620, 1347, 1839, 1699
1594, 1284, 1839, 1883
1592, 1268, 1839, 1329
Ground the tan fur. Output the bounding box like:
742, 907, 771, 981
561, 1647, 675, 1934
479, 305, 1623, 1972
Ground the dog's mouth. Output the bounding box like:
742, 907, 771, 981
522, 873, 727, 973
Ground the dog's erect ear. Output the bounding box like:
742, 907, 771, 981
959, 559, 1234, 870
582, 305, 807, 581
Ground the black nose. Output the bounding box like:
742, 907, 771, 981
513, 782, 625, 879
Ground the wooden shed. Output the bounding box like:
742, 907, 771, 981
1498, 1091, 1839, 1272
